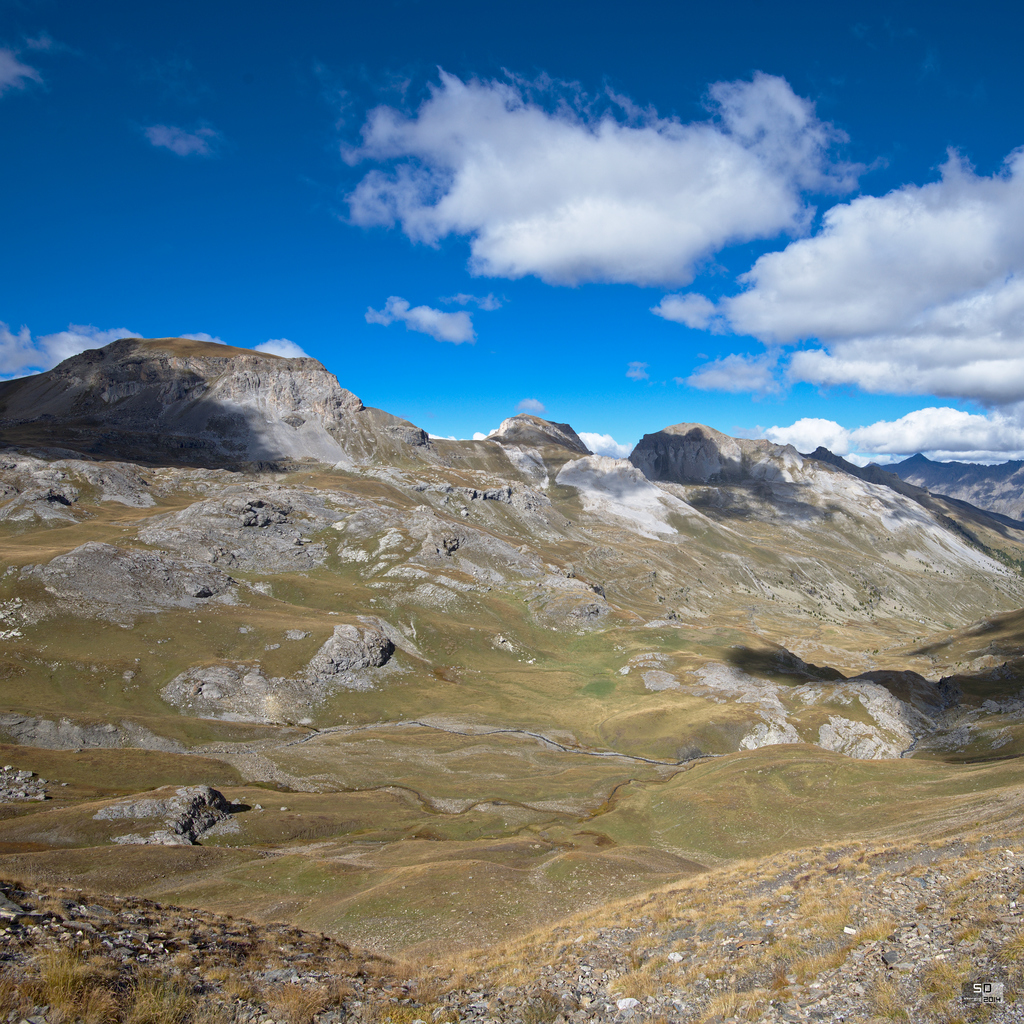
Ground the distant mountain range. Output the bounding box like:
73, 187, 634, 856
886, 452, 1024, 522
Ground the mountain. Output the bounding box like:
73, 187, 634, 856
3, 336, 1024, 960
887, 451, 1024, 521
0, 336, 431, 468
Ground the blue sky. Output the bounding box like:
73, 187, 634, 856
4, 0, 1024, 463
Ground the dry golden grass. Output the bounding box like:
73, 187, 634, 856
123, 974, 194, 1024
265, 983, 329, 1024
696, 988, 751, 1022
859, 913, 898, 943
37, 948, 120, 1024
920, 958, 963, 1011
1002, 927, 1024, 964
869, 976, 911, 1021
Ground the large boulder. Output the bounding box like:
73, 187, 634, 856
306, 625, 395, 685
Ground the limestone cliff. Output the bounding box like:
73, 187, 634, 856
0, 337, 430, 467
629, 422, 798, 484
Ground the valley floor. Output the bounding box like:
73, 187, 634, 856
3, 819, 1024, 1023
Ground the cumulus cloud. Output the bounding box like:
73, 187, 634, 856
180, 332, 226, 344
442, 292, 502, 310
144, 124, 220, 157
0, 49, 41, 96
720, 149, 1024, 407
626, 361, 649, 381
763, 407, 1024, 463
366, 295, 475, 343
651, 293, 722, 330
0, 322, 137, 378
346, 71, 859, 287
684, 352, 780, 394
472, 428, 499, 440
516, 398, 546, 414
256, 338, 309, 359
578, 432, 634, 458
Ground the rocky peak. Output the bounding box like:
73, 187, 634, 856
489, 414, 592, 454
629, 422, 798, 484
0, 337, 427, 467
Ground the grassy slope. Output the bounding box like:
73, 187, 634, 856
2, 454, 1024, 954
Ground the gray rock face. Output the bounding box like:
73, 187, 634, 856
20, 541, 236, 618
137, 487, 346, 572
306, 625, 394, 685
0, 713, 183, 751
629, 422, 796, 484
94, 785, 235, 845
0, 336, 431, 468
0, 454, 155, 526
489, 415, 592, 455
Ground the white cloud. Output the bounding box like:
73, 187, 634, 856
517, 398, 546, 414
180, 332, 226, 344
366, 295, 475, 343
255, 338, 309, 359
763, 406, 1024, 462
761, 417, 858, 454
626, 361, 649, 381
721, 149, 1024, 406
442, 292, 502, 310
144, 124, 219, 157
0, 48, 41, 96
684, 352, 780, 394
0, 322, 137, 378
472, 428, 498, 440
578, 432, 634, 458
651, 293, 721, 330
346, 71, 859, 287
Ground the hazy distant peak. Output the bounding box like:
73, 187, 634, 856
490, 414, 592, 454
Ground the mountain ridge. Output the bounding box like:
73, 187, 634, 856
3, 337, 1024, 975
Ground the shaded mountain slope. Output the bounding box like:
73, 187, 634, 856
0, 337, 432, 469
888, 451, 1024, 521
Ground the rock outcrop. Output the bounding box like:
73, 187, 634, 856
20, 542, 236, 619
137, 487, 346, 572
94, 785, 236, 845
306, 624, 395, 686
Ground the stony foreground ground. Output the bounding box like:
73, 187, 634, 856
3, 822, 1024, 1023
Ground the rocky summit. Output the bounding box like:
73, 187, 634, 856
2, 337, 1024, 1022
